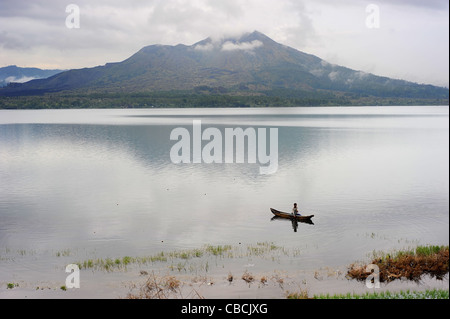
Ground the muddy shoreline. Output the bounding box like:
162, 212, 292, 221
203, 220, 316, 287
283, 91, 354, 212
1, 244, 448, 299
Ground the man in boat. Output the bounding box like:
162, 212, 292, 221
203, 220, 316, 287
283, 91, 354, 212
292, 203, 301, 217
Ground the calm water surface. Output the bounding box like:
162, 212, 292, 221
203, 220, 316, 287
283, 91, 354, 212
0, 106, 448, 285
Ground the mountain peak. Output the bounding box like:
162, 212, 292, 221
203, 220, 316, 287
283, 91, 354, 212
240, 30, 272, 42
191, 30, 275, 53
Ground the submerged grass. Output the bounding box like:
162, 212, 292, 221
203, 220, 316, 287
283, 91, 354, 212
74, 242, 293, 272
247, 242, 284, 256
75, 244, 233, 271
205, 245, 232, 256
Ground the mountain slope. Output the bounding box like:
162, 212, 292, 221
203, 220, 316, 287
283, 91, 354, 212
0, 65, 64, 87
0, 31, 448, 102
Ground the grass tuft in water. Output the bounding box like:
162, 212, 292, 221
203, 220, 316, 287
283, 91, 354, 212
348, 245, 449, 283
7, 283, 18, 289
205, 245, 232, 256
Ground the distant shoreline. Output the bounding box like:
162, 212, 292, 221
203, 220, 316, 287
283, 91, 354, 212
1, 91, 448, 110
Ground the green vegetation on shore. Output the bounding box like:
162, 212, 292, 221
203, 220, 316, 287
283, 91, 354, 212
1, 90, 448, 109
289, 289, 449, 299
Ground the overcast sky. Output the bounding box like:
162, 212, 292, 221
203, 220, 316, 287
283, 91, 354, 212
0, 0, 448, 87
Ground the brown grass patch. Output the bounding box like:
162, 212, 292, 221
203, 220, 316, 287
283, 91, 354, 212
347, 246, 449, 283
126, 272, 203, 299
242, 271, 255, 284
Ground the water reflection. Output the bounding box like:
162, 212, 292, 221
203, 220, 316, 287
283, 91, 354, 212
270, 215, 315, 232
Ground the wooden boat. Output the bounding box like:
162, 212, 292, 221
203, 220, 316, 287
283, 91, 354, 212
270, 208, 314, 221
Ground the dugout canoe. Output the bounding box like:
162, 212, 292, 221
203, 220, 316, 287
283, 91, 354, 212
270, 208, 314, 221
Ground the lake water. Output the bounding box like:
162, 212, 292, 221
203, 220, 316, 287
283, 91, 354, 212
0, 106, 448, 296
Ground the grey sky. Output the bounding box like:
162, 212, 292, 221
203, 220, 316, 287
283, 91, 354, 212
0, 0, 448, 87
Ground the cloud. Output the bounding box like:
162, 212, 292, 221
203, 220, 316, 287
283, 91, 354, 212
307, 0, 448, 11
5, 76, 37, 83
193, 38, 264, 53
378, 0, 448, 10
309, 68, 324, 77
194, 42, 215, 52
221, 40, 263, 52
355, 71, 369, 80
328, 71, 339, 81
